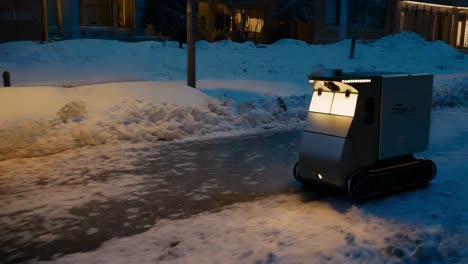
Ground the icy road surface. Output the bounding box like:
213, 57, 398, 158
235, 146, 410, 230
0, 130, 301, 263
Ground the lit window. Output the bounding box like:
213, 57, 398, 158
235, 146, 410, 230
245, 17, 264, 32
465, 20, 468, 48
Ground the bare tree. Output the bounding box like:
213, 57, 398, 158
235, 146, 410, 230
142, 0, 186, 41
220, 0, 250, 42
217, 0, 313, 43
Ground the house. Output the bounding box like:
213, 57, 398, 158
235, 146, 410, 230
0, 0, 145, 42
0, 1, 44, 42
0, 0, 466, 49
399, 0, 468, 49
306, 0, 400, 43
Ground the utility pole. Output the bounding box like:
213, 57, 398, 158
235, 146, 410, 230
187, 0, 198, 88
339, 0, 348, 40
42, 0, 48, 41
56, 0, 63, 36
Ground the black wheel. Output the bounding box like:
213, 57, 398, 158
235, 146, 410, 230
293, 162, 319, 187
428, 159, 437, 182
293, 162, 311, 184
346, 172, 360, 199
293, 162, 299, 178
294, 162, 339, 194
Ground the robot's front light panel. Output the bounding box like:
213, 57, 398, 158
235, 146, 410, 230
331, 92, 358, 116
308, 81, 358, 117
309, 91, 334, 113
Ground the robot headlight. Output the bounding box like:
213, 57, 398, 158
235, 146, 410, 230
308, 81, 358, 117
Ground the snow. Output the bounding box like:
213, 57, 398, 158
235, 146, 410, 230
0, 32, 466, 87
0, 81, 207, 126
16, 108, 463, 264
0, 80, 307, 161
0, 32, 467, 263
0, 144, 148, 222
39, 194, 468, 264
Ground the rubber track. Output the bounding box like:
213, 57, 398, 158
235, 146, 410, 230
347, 159, 437, 199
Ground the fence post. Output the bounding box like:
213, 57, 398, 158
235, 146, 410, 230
187, 0, 198, 88
3, 71, 11, 87
349, 24, 358, 59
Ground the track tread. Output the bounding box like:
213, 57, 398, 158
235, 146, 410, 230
347, 159, 437, 199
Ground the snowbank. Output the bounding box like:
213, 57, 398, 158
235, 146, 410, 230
0, 81, 308, 161
0, 32, 466, 86
433, 76, 468, 108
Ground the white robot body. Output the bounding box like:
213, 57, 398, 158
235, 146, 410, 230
294, 70, 437, 198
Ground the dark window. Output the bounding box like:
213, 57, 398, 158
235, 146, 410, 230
80, 0, 112, 26
47, 1, 57, 26
436, 15, 445, 40
324, 0, 340, 26
80, 0, 133, 28
0, 1, 14, 20
352, 0, 387, 29
200, 16, 207, 31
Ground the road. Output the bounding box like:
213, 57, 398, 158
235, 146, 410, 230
1, 130, 310, 263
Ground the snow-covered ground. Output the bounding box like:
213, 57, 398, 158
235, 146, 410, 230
0, 32, 466, 86
0, 32, 467, 263
39, 192, 468, 264
0, 108, 455, 264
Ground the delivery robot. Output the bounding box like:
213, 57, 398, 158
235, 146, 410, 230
293, 70, 437, 198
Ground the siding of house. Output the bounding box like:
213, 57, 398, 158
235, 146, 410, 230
135, 0, 145, 36
0, 0, 466, 49
400, 0, 468, 48
310, 0, 400, 44
0, 0, 43, 42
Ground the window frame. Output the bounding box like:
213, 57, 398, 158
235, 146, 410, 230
324, 0, 341, 27
79, 0, 134, 30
